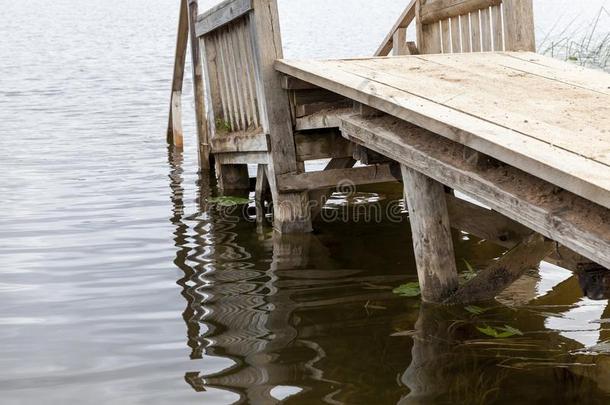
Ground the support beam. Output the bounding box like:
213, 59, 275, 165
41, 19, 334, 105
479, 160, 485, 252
250, 0, 312, 233
393, 27, 408, 56
340, 114, 610, 269
402, 165, 459, 303
217, 164, 250, 192
277, 164, 401, 193
255, 164, 270, 223
167, 0, 189, 147
446, 233, 554, 303
187, 0, 211, 169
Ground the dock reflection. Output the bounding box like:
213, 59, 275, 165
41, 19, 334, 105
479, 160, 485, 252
167, 148, 610, 404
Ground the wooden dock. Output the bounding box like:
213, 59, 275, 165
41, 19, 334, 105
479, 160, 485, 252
167, 0, 610, 304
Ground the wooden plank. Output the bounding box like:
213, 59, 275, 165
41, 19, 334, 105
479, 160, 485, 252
232, 22, 252, 128
195, 0, 252, 37
340, 114, 610, 268
470, 10, 481, 52
446, 233, 555, 303
295, 107, 352, 131
295, 131, 355, 161
374, 0, 417, 56
274, 58, 610, 207
215, 151, 269, 164
170, 91, 184, 147
370, 54, 610, 163
255, 164, 270, 223
440, 19, 451, 53
450, 17, 461, 53
402, 165, 459, 303
240, 22, 260, 127
210, 129, 268, 153
282, 76, 320, 90
167, 0, 189, 145
459, 13, 471, 52
249, 0, 312, 233
227, 26, 247, 130
502, 0, 535, 51
491, 4, 503, 51
480, 6, 492, 51
187, 0, 210, 169
393, 27, 409, 56
420, 0, 501, 24
217, 30, 237, 130
421, 22, 442, 54
277, 164, 401, 192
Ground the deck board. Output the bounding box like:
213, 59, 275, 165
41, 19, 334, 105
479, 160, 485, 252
275, 52, 610, 209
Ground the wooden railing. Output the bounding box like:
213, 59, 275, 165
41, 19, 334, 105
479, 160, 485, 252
375, 0, 534, 56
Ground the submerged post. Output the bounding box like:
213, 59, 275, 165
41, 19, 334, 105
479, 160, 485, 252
167, 0, 189, 147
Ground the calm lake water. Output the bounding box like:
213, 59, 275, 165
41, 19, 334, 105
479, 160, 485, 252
1, 0, 610, 404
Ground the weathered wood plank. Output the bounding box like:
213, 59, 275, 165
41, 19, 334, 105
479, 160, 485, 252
210, 129, 268, 153
502, 0, 535, 51
446, 233, 554, 303
340, 114, 610, 268
470, 9, 482, 52
459, 13, 471, 52
195, 0, 252, 37
294, 107, 352, 131
491, 4, 503, 51
215, 151, 269, 165
167, 0, 189, 146
450, 17, 461, 53
402, 165, 459, 303
187, 0, 210, 169
250, 0, 311, 233
441, 18, 451, 53
480, 6, 492, 51
277, 164, 401, 192
420, 0, 501, 25
374, 0, 417, 56
281, 76, 320, 90
274, 57, 610, 209
393, 27, 409, 56
294, 131, 355, 161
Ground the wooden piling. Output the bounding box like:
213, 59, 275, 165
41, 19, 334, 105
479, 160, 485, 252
401, 166, 459, 303
167, 0, 189, 147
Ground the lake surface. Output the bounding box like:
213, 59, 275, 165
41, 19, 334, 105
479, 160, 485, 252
1, 0, 610, 403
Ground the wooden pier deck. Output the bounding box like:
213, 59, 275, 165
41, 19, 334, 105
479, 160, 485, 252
276, 52, 610, 210
168, 0, 610, 304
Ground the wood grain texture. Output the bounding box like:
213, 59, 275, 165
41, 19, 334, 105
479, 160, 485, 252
420, 0, 501, 24
402, 165, 459, 303
503, 0, 535, 51
274, 54, 610, 209
340, 114, 610, 268
167, 0, 189, 146
195, 0, 252, 37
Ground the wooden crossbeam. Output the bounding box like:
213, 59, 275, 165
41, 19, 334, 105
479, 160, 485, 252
420, 0, 501, 24
277, 164, 401, 193
446, 233, 555, 303
195, 0, 252, 37
340, 114, 610, 269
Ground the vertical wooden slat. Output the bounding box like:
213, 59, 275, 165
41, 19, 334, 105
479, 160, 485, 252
480, 6, 492, 51
170, 91, 184, 147
491, 4, 504, 51
235, 20, 254, 127
470, 10, 482, 52
167, 0, 189, 146
202, 33, 224, 140
441, 19, 451, 53
503, 0, 535, 51
460, 14, 471, 52
227, 24, 247, 130
218, 29, 238, 131
242, 22, 260, 127
450, 17, 461, 53
223, 27, 242, 130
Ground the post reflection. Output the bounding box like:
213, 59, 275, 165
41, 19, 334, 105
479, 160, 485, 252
167, 148, 610, 404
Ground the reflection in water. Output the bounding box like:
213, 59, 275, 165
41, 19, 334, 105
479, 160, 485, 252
166, 151, 610, 404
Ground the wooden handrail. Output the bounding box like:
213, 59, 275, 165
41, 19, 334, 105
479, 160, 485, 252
374, 0, 417, 56
195, 0, 253, 37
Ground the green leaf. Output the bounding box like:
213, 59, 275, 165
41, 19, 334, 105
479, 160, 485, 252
461, 259, 478, 281
477, 325, 500, 338
477, 325, 523, 338
393, 282, 421, 297
208, 196, 252, 207
465, 305, 488, 315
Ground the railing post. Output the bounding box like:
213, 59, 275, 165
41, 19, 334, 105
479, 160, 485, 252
167, 0, 189, 147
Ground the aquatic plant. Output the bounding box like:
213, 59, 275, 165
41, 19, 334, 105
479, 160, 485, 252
208, 196, 252, 206
392, 282, 421, 297
476, 325, 523, 339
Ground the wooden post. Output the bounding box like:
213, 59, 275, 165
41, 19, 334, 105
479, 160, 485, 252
255, 164, 270, 223
187, 0, 211, 170
401, 166, 459, 303
393, 28, 409, 55
503, 0, 536, 51
249, 0, 312, 233
167, 0, 189, 147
